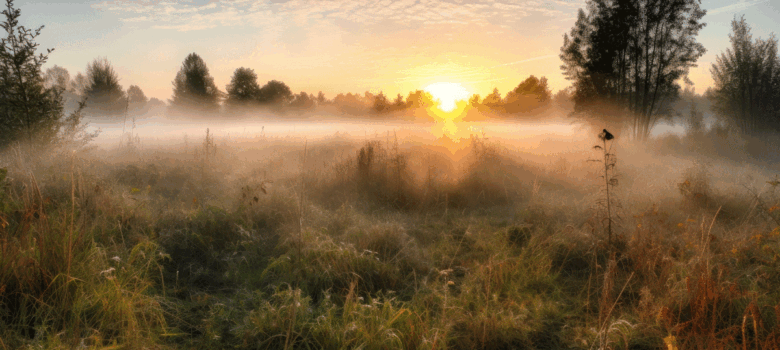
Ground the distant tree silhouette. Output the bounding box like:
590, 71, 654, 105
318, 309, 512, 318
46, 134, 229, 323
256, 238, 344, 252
225, 67, 261, 109
468, 94, 481, 107
710, 16, 780, 134
43, 65, 69, 92
0, 0, 62, 147
257, 80, 292, 106
560, 0, 707, 140
290, 91, 315, 109
333, 93, 361, 114
71, 72, 87, 95
503, 75, 551, 113
373, 91, 389, 113
393, 93, 405, 109
405, 90, 435, 109
127, 85, 147, 104
482, 88, 502, 108
170, 53, 221, 114
316, 91, 328, 105
84, 57, 125, 115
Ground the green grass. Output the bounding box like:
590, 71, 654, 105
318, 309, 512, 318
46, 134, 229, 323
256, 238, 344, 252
2, 132, 780, 349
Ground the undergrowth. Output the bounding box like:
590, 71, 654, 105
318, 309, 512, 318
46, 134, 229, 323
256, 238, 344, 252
2, 133, 780, 349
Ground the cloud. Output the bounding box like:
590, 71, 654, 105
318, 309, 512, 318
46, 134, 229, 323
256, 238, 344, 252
708, 0, 769, 15
94, 0, 577, 32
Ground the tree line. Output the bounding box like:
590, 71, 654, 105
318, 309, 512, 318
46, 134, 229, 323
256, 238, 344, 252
2, 0, 778, 150
560, 0, 779, 140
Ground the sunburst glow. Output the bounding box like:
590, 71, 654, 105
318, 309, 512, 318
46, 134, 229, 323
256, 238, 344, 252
424, 82, 470, 112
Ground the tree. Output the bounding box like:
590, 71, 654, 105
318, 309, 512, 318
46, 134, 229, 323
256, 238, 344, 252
468, 94, 481, 107
225, 67, 261, 108
482, 88, 502, 107
70, 72, 86, 95
393, 93, 405, 109
316, 91, 328, 105
560, 0, 707, 140
43, 64, 69, 91
257, 80, 292, 106
127, 85, 147, 105
503, 75, 551, 113
710, 16, 779, 134
290, 91, 315, 109
84, 57, 125, 115
170, 53, 221, 113
0, 0, 62, 147
405, 90, 435, 109
373, 91, 389, 113
333, 92, 367, 115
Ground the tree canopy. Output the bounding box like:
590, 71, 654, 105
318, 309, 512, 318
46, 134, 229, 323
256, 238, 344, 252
84, 57, 126, 115
225, 67, 261, 107
560, 0, 707, 140
170, 53, 221, 113
43, 65, 69, 92
709, 16, 779, 134
257, 80, 292, 106
0, 0, 61, 147
127, 85, 147, 106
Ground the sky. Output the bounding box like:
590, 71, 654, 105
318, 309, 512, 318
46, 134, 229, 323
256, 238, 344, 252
16, 0, 780, 102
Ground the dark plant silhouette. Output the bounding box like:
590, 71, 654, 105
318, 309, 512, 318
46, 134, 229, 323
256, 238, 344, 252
561, 0, 707, 140
591, 128, 618, 244
84, 57, 126, 116
170, 52, 221, 114
0, 0, 62, 148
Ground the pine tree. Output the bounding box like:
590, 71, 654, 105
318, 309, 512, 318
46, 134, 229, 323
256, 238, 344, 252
0, 0, 62, 147
170, 53, 221, 114
710, 16, 780, 134
84, 57, 125, 116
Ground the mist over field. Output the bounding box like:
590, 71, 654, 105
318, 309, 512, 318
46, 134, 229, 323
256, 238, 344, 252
2, 0, 780, 349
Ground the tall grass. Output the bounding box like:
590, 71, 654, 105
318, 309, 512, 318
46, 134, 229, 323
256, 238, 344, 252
3, 130, 780, 349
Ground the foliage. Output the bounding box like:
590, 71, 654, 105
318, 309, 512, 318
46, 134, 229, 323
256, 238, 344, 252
560, 0, 707, 140
502, 75, 552, 113
170, 52, 221, 114
257, 79, 292, 106
43, 64, 69, 92
709, 16, 780, 135
0, 0, 62, 148
225, 67, 261, 110
84, 57, 126, 116
56, 97, 99, 153
126, 84, 147, 105
289, 91, 315, 110
70, 71, 86, 95
372, 91, 390, 113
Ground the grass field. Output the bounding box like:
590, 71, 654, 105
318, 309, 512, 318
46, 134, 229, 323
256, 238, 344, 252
2, 125, 780, 349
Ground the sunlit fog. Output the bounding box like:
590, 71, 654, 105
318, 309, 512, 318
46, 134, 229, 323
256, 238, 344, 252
2, 0, 780, 348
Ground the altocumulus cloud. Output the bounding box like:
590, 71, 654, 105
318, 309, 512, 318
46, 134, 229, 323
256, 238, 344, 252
93, 0, 583, 32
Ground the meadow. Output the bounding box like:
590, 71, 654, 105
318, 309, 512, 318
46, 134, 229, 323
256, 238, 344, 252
2, 118, 780, 350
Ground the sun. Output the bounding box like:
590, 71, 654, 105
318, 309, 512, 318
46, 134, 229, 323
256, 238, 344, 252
424, 82, 470, 112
